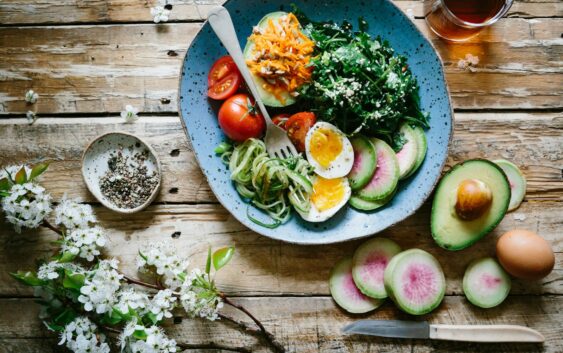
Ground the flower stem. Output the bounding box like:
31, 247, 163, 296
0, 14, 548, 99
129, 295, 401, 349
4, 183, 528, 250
220, 294, 285, 353
121, 274, 161, 291
176, 342, 252, 353
42, 219, 62, 235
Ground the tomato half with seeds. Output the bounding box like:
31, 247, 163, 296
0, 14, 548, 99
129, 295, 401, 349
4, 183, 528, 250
218, 94, 266, 142
286, 112, 316, 152
207, 56, 241, 100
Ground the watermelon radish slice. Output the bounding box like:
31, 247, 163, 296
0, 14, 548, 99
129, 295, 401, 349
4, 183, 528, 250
348, 135, 377, 191
349, 188, 396, 211
463, 257, 511, 309
396, 124, 418, 180
352, 238, 402, 299
356, 138, 399, 201
329, 256, 384, 314
493, 159, 526, 211
404, 126, 427, 179
384, 249, 445, 315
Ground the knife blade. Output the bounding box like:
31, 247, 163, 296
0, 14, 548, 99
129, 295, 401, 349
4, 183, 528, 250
342, 320, 545, 343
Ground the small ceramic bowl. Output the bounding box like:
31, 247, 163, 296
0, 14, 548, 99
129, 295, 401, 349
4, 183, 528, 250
81, 132, 161, 213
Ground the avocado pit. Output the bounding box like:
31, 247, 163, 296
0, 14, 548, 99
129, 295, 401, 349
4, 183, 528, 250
455, 178, 492, 221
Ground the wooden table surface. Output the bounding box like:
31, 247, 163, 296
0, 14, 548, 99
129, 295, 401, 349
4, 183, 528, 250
0, 1, 561, 352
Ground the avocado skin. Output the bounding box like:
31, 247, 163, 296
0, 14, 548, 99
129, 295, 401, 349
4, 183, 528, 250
430, 159, 511, 251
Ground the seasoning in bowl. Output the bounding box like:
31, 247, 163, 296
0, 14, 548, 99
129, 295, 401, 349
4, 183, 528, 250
99, 147, 160, 209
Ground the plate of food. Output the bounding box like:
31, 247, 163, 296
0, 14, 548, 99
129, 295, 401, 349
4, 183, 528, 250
179, 0, 453, 244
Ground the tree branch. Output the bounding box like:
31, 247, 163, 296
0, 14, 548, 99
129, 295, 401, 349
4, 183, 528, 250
220, 294, 285, 353
121, 274, 162, 291
42, 219, 62, 235
176, 342, 252, 353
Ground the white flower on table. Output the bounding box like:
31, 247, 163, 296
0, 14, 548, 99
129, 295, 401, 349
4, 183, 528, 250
25, 89, 39, 104
457, 53, 480, 71
151, 6, 171, 23
1, 182, 52, 233
37, 261, 86, 281
149, 289, 177, 321
62, 227, 107, 261
78, 259, 123, 314
26, 110, 37, 125
54, 197, 97, 231
180, 268, 223, 321
137, 242, 189, 290
115, 287, 150, 315
59, 316, 110, 353
122, 323, 177, 353
121, 104, 139, 123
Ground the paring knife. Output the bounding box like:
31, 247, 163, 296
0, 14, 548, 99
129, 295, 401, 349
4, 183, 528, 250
342, 320, 544, 343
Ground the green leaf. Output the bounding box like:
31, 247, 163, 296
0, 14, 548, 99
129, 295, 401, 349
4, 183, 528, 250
144, 312, 159, 325
54, 308, 76, 326
14, 166, 27, 184
212, 246, 235, 271
133, 328, 148, 340
44, 321, 65, 332
30, 163, 49, 180
106, 308, 125, 325
62, 270, 85, 291
55, 251, 76, 263
10, 271, 47, 287
0, 178, 10, 191
205, 246, 212, 274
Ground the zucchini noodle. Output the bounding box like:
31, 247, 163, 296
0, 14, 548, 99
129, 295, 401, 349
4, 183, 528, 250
216, 139, 314, 228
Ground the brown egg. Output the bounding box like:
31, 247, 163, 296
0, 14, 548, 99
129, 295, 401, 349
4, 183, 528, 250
496, 229, 555, 280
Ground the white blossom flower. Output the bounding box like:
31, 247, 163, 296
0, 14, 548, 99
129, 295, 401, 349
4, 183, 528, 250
115, 287, 150, 315
179, 268, 223, 321
149, 289, 176, 321
118, 318, 146, 352
125, 325, 177, 353
1, 182, 52, 233
26, 110, 37, 125
59, 316, 110, 353
150, 6, 170, 23
54, 197, 97, 231
458, 53, 480, 71
137, 242, 189, 290
78, 259, 123, 314
121, 104, 139, 123
25, 89, 39, 104
62, 227, 107, 261
465, 53, 480, 66
37, 261, 86, 280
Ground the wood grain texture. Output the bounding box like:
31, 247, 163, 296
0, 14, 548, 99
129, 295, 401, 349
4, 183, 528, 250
1, 200, 561, 297
0, 296, 562, 353
0, 0, 560, 25
0, 113, 560, 203
0, 19, 561, 114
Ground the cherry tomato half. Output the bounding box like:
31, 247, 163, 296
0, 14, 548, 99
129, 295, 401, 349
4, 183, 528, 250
286, 112, 316, 152
207, 56, 242, 100
272, 113, 291, 130
218, 94, 266, 142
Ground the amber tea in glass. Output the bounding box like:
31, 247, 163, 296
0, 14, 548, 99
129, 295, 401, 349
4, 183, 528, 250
424, 0, 514, 41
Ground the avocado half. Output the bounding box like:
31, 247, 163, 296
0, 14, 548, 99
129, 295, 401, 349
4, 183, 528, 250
243, 11, 297, 107
431, 159, 511, 251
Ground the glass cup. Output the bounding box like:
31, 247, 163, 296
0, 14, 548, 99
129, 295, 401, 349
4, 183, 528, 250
424, 0, 514, 41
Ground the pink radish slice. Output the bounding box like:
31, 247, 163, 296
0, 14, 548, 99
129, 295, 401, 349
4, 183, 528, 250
396, 124, 418, 180
384, 249, 445, 315
463, 257, 511, 308
352, 238, 401, 299
356, 138, 399, 201
329, 257, 383, 314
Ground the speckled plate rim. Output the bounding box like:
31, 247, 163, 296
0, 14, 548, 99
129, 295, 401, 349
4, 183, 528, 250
177, 0, 454, 245
81, 131, 162, 214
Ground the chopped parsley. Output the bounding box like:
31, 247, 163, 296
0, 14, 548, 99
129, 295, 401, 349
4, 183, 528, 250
294, 11, 429, 149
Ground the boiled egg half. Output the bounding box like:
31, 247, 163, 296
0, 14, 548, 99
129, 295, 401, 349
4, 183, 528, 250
297, 175, 351, 222
305, 122, 354, 179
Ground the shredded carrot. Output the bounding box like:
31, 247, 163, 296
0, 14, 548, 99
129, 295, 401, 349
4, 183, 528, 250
246, 13, 315, 103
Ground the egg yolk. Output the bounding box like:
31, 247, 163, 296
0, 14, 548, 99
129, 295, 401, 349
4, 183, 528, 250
311, 177, 345, 211
309, 128, 343, 168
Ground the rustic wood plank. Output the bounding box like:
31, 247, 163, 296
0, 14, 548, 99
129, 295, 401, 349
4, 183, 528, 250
0, 113, 560, 203
0, 19, 561, 114
0, 0, 560, 25
1, 200, 561, 297
0, 296, 561, 353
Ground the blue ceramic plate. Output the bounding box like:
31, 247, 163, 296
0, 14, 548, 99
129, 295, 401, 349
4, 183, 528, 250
179, 0, 453, 244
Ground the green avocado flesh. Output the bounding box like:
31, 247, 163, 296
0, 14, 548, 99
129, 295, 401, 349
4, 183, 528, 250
243, 11, 296, 107
431, 159, 511, 251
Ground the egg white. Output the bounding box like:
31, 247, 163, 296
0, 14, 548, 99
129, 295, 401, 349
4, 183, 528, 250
305, 122, 354, 179
296, 175, 351, 223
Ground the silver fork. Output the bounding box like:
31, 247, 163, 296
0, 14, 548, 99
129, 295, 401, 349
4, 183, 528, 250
207, 6, 298, 159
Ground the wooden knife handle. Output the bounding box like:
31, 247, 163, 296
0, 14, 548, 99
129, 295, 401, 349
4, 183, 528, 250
429, 324, 545, 343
